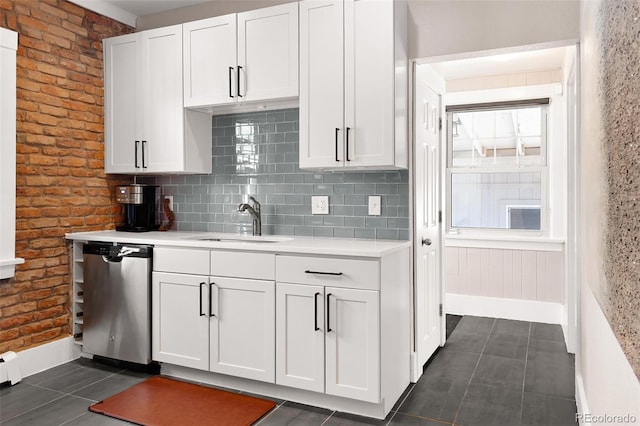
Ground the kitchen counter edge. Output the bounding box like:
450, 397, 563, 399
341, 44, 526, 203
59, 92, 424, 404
65, 231, 411, 258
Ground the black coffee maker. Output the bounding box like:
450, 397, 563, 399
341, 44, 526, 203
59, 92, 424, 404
116, 184, 160, 232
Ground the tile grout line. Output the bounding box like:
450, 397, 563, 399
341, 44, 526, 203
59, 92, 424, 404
519, 321, 533, 426
451, 317, 497, 425
1, 390, 69, 423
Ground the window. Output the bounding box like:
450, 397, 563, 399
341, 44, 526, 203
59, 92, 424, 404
447, 100, 548, 233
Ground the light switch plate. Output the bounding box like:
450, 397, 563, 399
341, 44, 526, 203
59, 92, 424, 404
368, 195, 381, 216
311, 195, 329, 215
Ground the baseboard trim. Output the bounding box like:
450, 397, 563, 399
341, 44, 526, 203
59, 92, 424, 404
575, 373, 590, 426
446, 293, 563, 324
15, 336, 80, 379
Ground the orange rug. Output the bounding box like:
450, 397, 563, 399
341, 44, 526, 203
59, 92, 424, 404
89, 376, 276, 426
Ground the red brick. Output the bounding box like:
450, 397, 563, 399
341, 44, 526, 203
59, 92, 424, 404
31, 328, 63, 344
0, 313, 34, 330
2, 301, 38, 317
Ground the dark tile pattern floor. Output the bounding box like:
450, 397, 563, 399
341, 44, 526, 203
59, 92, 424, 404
0, 316, 576, 426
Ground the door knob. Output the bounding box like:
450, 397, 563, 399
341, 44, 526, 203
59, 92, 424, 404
421, 238, 432, 246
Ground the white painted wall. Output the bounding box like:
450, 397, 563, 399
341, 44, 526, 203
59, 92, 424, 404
578, 284, 640, 423
408, 0, 580, 59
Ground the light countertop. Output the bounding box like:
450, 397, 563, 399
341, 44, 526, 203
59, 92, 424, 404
65, 230, 411, 258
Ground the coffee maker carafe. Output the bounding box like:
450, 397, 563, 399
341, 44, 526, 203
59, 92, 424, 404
116, 184, 160, 232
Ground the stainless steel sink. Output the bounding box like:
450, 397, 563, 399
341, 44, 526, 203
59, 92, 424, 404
186, 234, 293, 244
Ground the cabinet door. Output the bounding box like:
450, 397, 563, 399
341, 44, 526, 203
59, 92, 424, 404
299, 1, 345, 169
152, 272, 209, 370
325, 287, 380, 403
275, 283, 324, 392
344, 0, 395, 167
104, 33, 140, 174
237, 3, 299, 102
183, 15, 237, 107
140, 25, 185, 173
210, 277, 275, 383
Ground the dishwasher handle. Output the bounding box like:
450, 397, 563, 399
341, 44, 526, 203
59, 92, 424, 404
84, 243, 153, 261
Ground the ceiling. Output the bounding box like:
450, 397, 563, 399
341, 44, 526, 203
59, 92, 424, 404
99, 0, 209, 16
430, 46, 568, 81
69, 0, 213, 26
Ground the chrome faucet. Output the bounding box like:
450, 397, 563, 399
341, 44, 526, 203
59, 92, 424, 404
238, 196, 262, 236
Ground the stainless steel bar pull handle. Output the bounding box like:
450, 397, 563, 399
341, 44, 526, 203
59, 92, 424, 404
305, 270, 343, 276
209, 282, 216, 317
141, 140, 147, 168
335, 128, 340, 162
326, 293, 332, 332
228, 67, 234, 98
314, 292, 320, 331
199, 282, 206, 317
345, 127, 351, 161
237, 66, 243, 98
134, 141, 140, 168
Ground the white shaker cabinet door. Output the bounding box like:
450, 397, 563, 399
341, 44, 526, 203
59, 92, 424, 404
344, 0, 396, 168
152, 272, 210, 371
183, 15, 237, 107
275, 283, 325, 393
299, 0, 345, 168
209, 277, 275, 383
237, 2, 299, 102
325, 287, 380, 403
104, 33, 139, 174
140, 25, 185, 173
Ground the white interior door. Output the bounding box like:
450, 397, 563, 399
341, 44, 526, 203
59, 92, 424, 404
413, 66, 443, 380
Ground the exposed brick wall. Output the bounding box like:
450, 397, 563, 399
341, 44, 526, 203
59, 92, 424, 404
0, 0, 132, 353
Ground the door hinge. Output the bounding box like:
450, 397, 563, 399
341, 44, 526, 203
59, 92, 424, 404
439, 117, 442, 130
438, 210, 442, 224
439, 303, 443, 317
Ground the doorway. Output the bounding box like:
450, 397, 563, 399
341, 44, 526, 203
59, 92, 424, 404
411, 43, 579, 381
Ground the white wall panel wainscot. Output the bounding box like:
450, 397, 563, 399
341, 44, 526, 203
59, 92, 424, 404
445, 245, 565, 324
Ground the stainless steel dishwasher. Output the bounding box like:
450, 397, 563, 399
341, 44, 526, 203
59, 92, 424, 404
83, 242, 153, 365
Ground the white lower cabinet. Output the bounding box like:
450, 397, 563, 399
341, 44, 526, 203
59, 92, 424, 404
209, 276, 275, 382
276, 283, 325, 392
152, 272, 210, 370
325, 287, 379, 402
276, 283, 380, 402
152, 246, 410, 417
152, 248, 276, 384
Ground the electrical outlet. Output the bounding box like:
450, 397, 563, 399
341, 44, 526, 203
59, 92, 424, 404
165, 195, 173, 212
368, 195, 381, 216
311, 195, 329, 215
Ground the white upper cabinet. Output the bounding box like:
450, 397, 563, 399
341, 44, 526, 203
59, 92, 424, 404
184, 3, 299, 110
183, 15, 237, 107
104, 26, 212, 175
299, 0, 408, 170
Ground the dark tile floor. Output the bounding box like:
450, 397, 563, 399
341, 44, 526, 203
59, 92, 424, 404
0, 316, 576, 426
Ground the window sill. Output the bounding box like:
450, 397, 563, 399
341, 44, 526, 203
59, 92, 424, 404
444, 234, 564, 252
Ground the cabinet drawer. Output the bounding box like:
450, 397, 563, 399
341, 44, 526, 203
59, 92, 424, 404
276, 255, 380, 290
211, 251, 275, 280
153, 248, 210, 275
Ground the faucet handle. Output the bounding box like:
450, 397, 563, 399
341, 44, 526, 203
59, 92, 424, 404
248, 195, 261, 211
